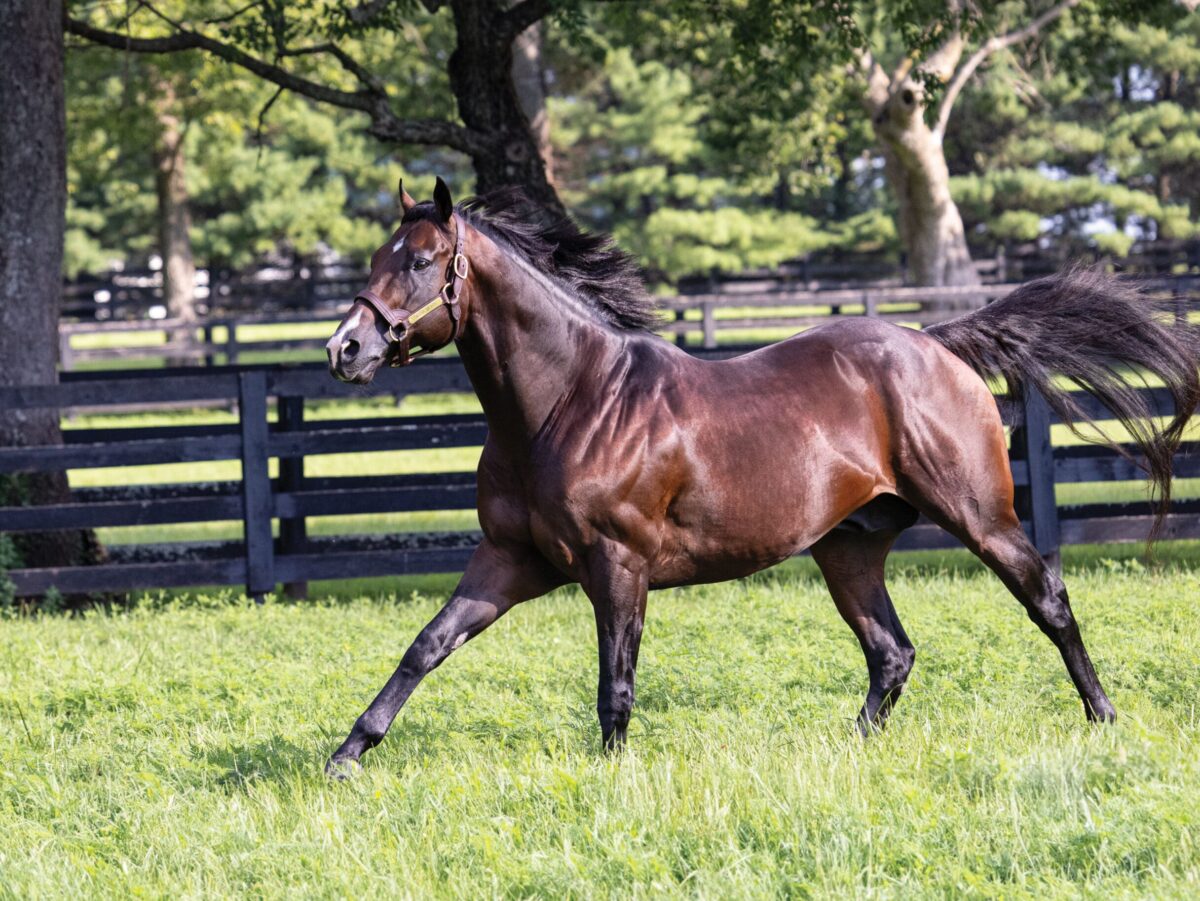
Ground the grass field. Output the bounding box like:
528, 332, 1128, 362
2, 552, 1200, 898
18, 320, 1200, 895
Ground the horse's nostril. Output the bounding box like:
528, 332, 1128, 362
341, 339, 360, 361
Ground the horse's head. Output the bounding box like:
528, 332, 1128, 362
327, 177, 468, 384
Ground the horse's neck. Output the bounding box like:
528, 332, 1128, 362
458, 249, 626, 449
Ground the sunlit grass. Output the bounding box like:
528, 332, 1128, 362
2, 557, 1200, 896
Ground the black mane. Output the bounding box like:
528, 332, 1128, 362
408, 190, 660, 331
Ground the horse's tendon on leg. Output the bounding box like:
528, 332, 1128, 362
812, 526, 915, 733
976, 526, 1117, 722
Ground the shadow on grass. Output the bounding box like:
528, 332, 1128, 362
199, 735, 320, 787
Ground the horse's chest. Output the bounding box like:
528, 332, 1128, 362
523, 441, 667, 573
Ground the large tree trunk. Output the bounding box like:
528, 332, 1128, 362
511, 21, 553, 186
153, 80, 198, 364
871, 82, 979, 288
448, 0, 562, 213
0, 0, 102, 580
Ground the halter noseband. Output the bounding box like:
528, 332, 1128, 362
353, 212, 469, 367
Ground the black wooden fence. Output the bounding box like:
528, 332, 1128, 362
2, 350, 1199, 599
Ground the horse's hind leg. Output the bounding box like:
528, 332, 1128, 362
811, 524, 915, 734
901, 438, 1116, 723
971, 523, 1116, 722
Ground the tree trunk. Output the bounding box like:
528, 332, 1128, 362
871, 82, 979, 288
0, 0, 103, 581
448, 0, 562, 213
511, 21, 553, 187
153, 80, 198, 365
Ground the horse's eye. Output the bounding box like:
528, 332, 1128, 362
412, 258, 431, 271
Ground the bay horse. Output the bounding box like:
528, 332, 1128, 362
323, 178, 1198, 775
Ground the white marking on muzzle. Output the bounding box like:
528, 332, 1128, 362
330, 306, 365, 347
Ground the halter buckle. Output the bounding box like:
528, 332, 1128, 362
453, 253, 469, 281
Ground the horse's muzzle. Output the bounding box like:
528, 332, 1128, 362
326, 333, 383, 384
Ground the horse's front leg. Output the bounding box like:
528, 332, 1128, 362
325, 539, 564, 776
584, 551, 650, 752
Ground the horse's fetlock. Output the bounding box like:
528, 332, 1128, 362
353, 717, 387, 748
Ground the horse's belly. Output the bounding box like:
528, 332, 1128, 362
649, 457, 885, 588
648, 491, 833, 588
649, 543, 795, 588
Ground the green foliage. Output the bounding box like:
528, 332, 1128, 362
63, 0, 1200, 281
64, 3, 467, 273
0, 534, 19, 612
946, 6, 1200, 252
550, 46, 893, 281
3, 560, 1200, 894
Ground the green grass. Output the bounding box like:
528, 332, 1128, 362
3, 555, 1200, 897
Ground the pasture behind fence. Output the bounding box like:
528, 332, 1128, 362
59, 269, 1200, 372
3, 347, 1200, 599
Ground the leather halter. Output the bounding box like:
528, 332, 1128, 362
353, 212, 469, 367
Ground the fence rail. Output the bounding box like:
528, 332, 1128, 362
59, 272, 1200, 371
1, 349, 1196, 599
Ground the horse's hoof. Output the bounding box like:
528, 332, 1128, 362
324, 756, 362, 780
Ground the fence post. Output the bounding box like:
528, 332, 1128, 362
701, 302, 716, 349
238, 371, 275, 601
1013, 386, 1061, 572
277, 393, 307, 600
59, 330, 74, 372
674, 308, 687, 347
224, 320, 238, 366
203, 322, 216, 367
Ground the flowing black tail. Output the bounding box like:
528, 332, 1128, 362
926, 267, 1200, 535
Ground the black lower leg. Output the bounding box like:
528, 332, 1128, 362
1026, 573, 1116, 722
326, 595, 501, 772
983, 532, 1115, 722
812, 527, 914, 735
587, 553, 648, 753
325, 540, 565, 775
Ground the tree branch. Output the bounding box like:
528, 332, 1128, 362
67, 16, 375, 112
933, 0, 1080, 138
203, 1, 262, 27
367, 115, 490, 156
278, 42, 388, 96
920, 31, 965, 83
857, 48, 891, 115
65, 16, 482, 154
501, 0, 551, 41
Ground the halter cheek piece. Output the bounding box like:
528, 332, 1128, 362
353, 212, 469, 367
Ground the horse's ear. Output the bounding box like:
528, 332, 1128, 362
398, 178, 417, 214
433, 177, 454, 223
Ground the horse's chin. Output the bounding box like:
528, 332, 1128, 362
329, 364, 380, 385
